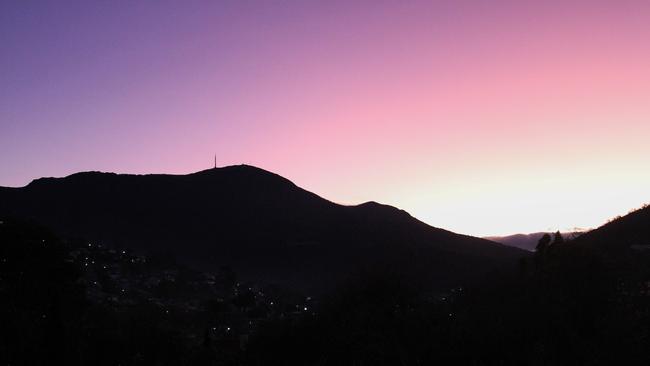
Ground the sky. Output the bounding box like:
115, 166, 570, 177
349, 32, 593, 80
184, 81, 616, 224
2, 0, 650, 236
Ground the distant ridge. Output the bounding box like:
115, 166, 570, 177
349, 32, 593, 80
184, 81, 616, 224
0, 165, 527, 291
487, 231, 583, 251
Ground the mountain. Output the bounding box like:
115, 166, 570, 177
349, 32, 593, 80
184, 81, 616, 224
574, 204, 650, 252
487, 231, 583, 251
485, 233, 550, 251
0, 165, 527, 292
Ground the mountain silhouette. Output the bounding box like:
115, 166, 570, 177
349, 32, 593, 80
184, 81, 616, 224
486, 231, 581, 251
574, 204, 650, 252
485, 233, 551, 251
0, 165, 527, 291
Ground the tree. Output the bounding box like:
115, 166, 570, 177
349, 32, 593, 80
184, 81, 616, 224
535, 233, 552, 269
536, 233, 552, 254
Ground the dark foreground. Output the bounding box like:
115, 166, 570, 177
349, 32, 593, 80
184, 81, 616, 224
1, 217, 649, 365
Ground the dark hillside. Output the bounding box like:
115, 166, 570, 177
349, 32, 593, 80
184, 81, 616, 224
0, 165, 526, 291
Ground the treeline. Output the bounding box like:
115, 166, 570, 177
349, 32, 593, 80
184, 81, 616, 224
247, 233, 650, 365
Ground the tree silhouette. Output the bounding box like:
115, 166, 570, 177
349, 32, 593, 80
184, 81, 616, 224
535, 233, 552, 254
534, 233, 552, 269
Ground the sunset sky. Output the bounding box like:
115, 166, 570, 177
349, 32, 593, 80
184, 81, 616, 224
2, 0, 650, 236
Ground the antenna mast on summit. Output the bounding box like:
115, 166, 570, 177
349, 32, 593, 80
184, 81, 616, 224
214, 155, 217, 169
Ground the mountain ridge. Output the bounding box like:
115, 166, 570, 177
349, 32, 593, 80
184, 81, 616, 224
0, 164, 527, 292
573, 204, 650, 251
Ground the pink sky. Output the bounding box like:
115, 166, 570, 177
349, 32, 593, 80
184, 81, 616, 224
2, 0, 650, 236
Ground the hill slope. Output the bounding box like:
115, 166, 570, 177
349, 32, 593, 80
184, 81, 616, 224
0, 165, 527, 291
574, 204, 650, 251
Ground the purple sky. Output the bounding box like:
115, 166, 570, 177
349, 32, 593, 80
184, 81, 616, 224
2, 1, 650, 235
